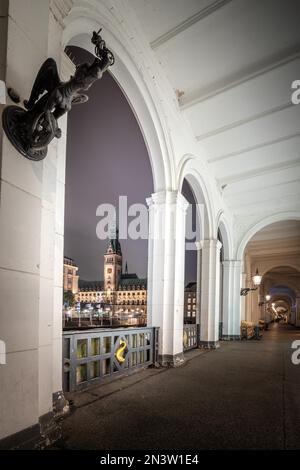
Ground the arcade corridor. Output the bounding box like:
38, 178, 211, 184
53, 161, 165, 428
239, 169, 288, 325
1, 0, 300, 452
56, 323, 300, 450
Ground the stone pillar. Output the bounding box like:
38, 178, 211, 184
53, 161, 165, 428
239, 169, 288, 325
222, 260, 242, 340
0, 0, 71, 448
199, 239, 222, 348
195, 242, 202, 327
240, 271, 247, 320
251, 289, 260, 324
51, 54, 75, 418
219, 253, 224, 338
147, 190, 188, 366
243, 254, 252, 322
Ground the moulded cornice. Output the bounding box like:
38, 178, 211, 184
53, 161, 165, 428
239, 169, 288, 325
150, 0, 232, 50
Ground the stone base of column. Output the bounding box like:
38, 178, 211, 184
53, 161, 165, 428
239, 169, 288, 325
198, 340, 220, 349
221, 335, 241, 341
0, 412, 61, 450
38, 411, 62, 449
53, 390, 69, 418
158, 352, 185, 367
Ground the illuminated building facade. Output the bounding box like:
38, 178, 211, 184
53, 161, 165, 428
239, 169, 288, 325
63, 257, 79, 294
75, 231, 147, 320
184, 282, 197, 323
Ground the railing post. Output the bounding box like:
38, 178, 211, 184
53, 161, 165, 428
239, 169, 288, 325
153, 327, 160, 366
70, 335, 76, 392
197, 323, 201, 348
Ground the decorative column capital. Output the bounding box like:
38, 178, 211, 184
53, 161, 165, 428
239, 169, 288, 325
201, 239, 222, 251
176, 192, 189, 213
195, 241, 203, 251
147, 190, 189, 212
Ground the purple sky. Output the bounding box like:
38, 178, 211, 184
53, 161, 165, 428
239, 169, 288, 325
64, 46, 196, 284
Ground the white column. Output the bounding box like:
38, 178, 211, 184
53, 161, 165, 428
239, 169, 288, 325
0, 0, 69, 445
251, 289, 260, 324
219, 255, 224, 336
222, 260, 243, 339
199, 239, 222, 348
240, 271, 247, 320
243, 254, 252, 321
51, 53, 74, 417
147, 190, 188, 366
195, 242, 202, 326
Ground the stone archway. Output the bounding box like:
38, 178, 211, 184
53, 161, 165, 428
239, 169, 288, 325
237, 212, 300, 260
62, 9, 174, 194
261, 267, 300, 325
0, 0, 178, 444
241, 220, 300, 324
216, 214, 234, 339
178, 160, 221, 348
61, 9, 189, 367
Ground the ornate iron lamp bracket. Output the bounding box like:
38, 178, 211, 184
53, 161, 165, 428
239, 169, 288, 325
240, 287, 258, 296
2, 29, 114, 161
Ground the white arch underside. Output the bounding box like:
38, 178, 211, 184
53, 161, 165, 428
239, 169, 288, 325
63, 16, 172, 193
237, 211, 300, 259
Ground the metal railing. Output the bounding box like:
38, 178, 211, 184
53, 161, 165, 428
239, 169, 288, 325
219, 321, 223, 340
63, 312, 147, 329
183, 324, 199, 351
63, 327, 159, 392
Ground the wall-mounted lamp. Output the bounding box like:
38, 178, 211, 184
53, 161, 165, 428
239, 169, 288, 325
265, 294, 271, 301
240, 268, 262, 296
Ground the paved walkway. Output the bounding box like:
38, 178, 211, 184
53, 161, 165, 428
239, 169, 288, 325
58, 323, 300, 450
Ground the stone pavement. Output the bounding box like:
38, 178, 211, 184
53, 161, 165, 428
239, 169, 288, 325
55, 323, 300, 450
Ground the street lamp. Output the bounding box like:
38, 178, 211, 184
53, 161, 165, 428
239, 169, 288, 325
252, 268, 262, 286
240, 268, 262, 296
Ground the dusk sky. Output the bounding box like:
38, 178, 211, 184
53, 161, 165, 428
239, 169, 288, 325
64, 46, 196, 284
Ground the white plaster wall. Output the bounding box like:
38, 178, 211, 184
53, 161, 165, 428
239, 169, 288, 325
0, 0, 69, 440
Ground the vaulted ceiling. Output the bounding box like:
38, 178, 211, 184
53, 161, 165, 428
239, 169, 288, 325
245, 220, 300, 258
130, 0, 300, 218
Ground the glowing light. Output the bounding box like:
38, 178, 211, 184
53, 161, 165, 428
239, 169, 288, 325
252, 268, 262, 286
